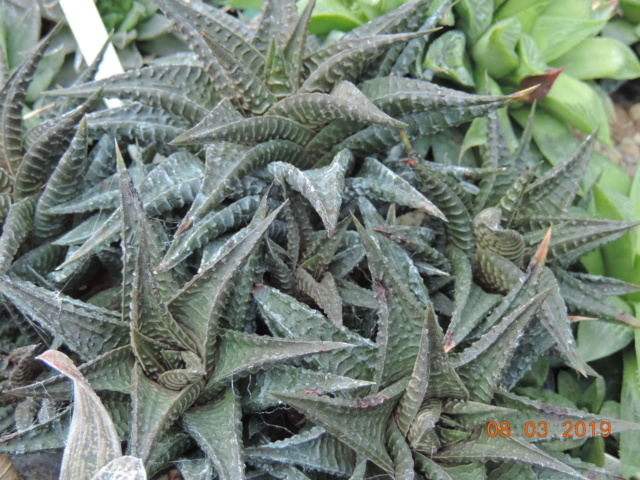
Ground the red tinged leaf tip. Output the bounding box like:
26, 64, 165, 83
401, 158, 417, 167
175, 218, 193, 236
519, 68, 565, 102
252, 283, 266, 294
523, 226, 551, 284
444, 332, 456, 353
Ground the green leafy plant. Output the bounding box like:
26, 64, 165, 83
1, 0, 640, 479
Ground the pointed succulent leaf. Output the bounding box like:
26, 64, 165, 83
182, 388, 244, 480
447, 284, 501, 349
37, 350, 122, 480
444, 248, 473, 350
395, 307, 431, 436
300, 215, 351, 278
85, 104, 187, 154
45, 65, 220, 109
271, 380, 408, 473
254, 285, 376, 380
179, 140, 307, 235
0, 276, 128, 359
566, 271, 640, 296
474, 110, 513, 213
10, 346, 133, 399
498, 163, 540, 228
14, 89, 102, 199
295, 269, 343, 326
267, 81, 405, 128
32, 118, 89, 242
350, 157, 445, 220
520, 131, 598, 218
524, 216, 640, 267
172, 116, 314, 147
205, 329, 353, 390
154, 0, 274, 113
453, 288, 553, 402
356, 216, 466, 395
0, 407, 70, 454
1, 22, 63, 174
168, 202, 284, 367
269, 149, 351, 235
407, 159, 475, 257
432, 428, 584, 479
244, 366, 373, 412
0, 196, 36, 274
386, 420, 415, 480
117, 150, 197, 352
496, 390, 640, 441
161, 195, 261, 271
129, 364, 203, 462
247, 426, 355, 477
283, 0, 315, 89
91, 456, 147, 480
300, 31, 428, 93
360, 77, 519, 123
442, 399, 516, 430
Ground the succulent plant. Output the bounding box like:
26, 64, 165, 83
1, 0, 640, 479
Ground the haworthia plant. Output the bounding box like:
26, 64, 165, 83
0, 0, 639, 479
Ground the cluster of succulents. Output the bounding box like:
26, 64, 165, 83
1, 0, 640, 479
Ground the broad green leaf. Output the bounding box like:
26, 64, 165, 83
271, 380, 408, 472
423, 30, 475, 87
594, 186, 638, 284
541, 74, 610, 145
552, 37, 640, 80
621, 346, 640, 478
530, 14, 607, 62
37, 350, 121, 480
578, 318, 634, 362
182, 388, 244, 480
471, 18, 521, 78
454, 0, 494, 43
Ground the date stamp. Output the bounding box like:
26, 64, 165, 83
487, 421, 611, 438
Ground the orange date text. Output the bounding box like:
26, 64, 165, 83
486, 421, 611, 438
